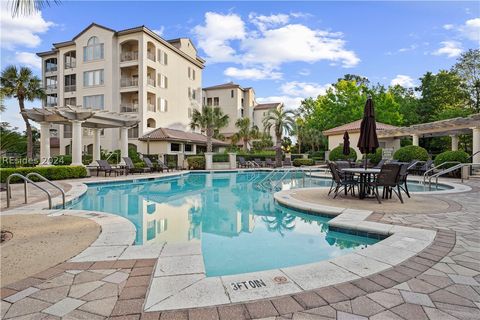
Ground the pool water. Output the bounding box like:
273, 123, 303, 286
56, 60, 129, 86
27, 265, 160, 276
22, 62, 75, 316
70, 172, 385, 276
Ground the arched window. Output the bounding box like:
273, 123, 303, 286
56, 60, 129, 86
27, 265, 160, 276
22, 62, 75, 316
84, 36, 104, 61
147, 118, 156, 128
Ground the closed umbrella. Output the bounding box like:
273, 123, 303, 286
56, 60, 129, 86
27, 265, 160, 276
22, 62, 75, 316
343, 131, 350, 157
357, 96, 379, 169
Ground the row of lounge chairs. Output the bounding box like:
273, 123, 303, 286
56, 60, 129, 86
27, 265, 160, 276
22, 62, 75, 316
237, 157, 292, 168
95, 157, 170, 176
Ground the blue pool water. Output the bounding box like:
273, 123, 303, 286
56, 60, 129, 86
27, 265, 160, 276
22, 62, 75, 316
68, 171, 435, 276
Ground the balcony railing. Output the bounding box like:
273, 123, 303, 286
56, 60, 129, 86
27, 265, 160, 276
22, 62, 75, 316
46, 84, 57, 90
147, 52, 155, 61
46, 66, 57, 72
64, 62, 76, 69
120, 51, 139, 62
120, 77, 138, 88
46, 103, 57, 108
120, 103, 139, 113
147, 78, 155, 87
147, 103, 156, 112
64, 85, 76, 92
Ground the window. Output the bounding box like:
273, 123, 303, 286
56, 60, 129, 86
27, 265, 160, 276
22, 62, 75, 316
158, 98, 168, 112
83, 36, 104, 61
128, 125, 139, 138
170, 143, 181, 152
64, 74, 76, 92
45, 58, 57, 72
83, 94, 104, 109
83, 70, 104, 87
46, 94, 57, 107
231, 90, 234, 98
158, 74, 167, 88
45, 76, 57, 90
241, 108, 244, 117
188, 67, 191, 79
158, 49, 168, 65
213, 97, 219, 106
192, 69, 195, 80
192, 88, 196, 100
63, 124, 72, 138
241, 98, 244, 106
207, 98, 212, 106
64, 51, 76, 68
185, 144, 193, 152
64, 97, 76, 106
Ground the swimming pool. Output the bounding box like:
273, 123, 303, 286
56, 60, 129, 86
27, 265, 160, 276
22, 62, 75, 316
68, 171, 440, 276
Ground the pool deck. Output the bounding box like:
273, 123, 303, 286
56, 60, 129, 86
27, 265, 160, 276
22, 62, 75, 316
1, 171, 479, 320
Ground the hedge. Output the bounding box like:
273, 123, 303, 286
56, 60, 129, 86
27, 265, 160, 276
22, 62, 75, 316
187, 156, 205, 170
393, 145, 429, 162
236, 151, 277, 161
366, 148, 383, 165
293, 159, 315, 167
329, 145, 357, 161
434, 150, 469, 169
1, 166, 88, 183
212, 153, 229, 162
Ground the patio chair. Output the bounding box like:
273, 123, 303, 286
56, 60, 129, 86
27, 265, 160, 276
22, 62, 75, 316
123, 157, 149, 174
143, 157, 156, 172
253, 158, 263, 167
156, 159, 170, 172
397, 163, 411, 198
96, 160, 123, 177
265, 158, 275, 168
373, 159, 386, 169
328, 162, 358, 198
283, 158, 292, 167
238, 157, 248, 168
367, 163, 403, 204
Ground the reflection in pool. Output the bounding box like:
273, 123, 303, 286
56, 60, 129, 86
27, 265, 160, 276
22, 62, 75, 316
70, 172, 380, 276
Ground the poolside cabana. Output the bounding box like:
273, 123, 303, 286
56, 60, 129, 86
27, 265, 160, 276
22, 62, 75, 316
22, 106, 139, 166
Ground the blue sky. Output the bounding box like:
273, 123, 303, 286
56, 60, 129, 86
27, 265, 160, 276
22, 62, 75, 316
1, 1, 479, 130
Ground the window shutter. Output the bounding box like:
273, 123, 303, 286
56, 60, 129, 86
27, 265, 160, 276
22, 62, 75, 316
164, 52, 168, 65
193, 70, 196, 80
157, 97, 161, 112
165, 76, 168, 88
165, 100, 168, 112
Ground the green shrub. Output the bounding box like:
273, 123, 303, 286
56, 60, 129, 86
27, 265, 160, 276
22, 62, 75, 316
366, 148, 383, 165
134, 162, 145, 168
212, 153, 229, 162
293, 159, 315, 167
236, 151, 276, 161
310, 151, 325, 160
393, 145, 429, 162
329, 145, 358, 161
434, 150, 469, 169
187, 156, 205, 170
0, 166, 88, 183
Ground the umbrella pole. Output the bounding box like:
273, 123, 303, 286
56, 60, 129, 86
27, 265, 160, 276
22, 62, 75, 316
364, 154, 367, 170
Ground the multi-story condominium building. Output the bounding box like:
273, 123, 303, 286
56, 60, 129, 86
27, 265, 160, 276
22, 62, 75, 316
36, 23, 222, 157
202, 82, 282, 146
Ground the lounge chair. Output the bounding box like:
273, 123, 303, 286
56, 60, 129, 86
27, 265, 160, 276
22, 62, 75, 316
265, 158, 275, 168
143, 157, 156, 172
283, 158, 292, 167
253, 158, 263, 167
328, 162, 358, 198
123, 157, 149, 174
238, 157, 248, 168
96, 160, 123, 176
367, 163, 403, 204
156, 159, 170, 172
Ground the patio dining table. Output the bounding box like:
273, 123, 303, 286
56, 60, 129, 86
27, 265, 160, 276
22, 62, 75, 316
341, 167, 381, 199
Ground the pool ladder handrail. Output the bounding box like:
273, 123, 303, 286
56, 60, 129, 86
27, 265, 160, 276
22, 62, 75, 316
428, 162, 480, 187
423, 161, 461, 184
257, 167, 307, 192
25, 172, 66, 209
6, 173, 54, 209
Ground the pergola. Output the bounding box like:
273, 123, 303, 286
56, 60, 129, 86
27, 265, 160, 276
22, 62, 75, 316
23, 106, 139, 166
378, 113, 480, 163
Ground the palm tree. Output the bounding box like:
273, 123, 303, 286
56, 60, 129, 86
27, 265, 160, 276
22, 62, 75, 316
9, 0, 61, 17
262, 108, 295, 166
232, 118, 260, 152
1, 65, 45, 159
190, 105, 229, 153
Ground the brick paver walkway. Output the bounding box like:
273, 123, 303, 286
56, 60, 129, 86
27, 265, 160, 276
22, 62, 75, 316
1, 179, 479, 319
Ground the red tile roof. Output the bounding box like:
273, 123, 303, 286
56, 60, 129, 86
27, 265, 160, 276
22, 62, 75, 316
322, 119, 399, 136
139, 127, 228, 145
254, 102, 282, 110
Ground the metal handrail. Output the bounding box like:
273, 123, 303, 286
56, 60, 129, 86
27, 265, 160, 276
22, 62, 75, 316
423, 161, 460, 183
408, 160, 425, 170
6, 173, 53, 209
430, 162, 480, 186
25, 173, 65, 209
468, 151, 480, 161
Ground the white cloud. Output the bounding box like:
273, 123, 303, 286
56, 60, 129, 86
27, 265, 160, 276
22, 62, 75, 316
0, 2, 54, 49
460, 18, 480, 41
390, 75, 415, 88
248, 13, 289, 31
433, 41, 463, 58
280, 81, 330, 98
298, 69, 310, 76
256, 95, 304, 110
224, 67, 282, 80
443, 24, 454, 30
15, 52, 41, 69
192, 12, 246, 63
398, 44, 418, 52
152, 26, 165, 36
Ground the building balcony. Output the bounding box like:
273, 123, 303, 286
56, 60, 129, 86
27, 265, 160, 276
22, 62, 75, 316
147, 52, 155, 61
120, 77, 139, 88
147, 78, 155, 87
120, 103, 139, 113
46, 102, 57, 108
147, 103, 156, 112
45, 66, 57, 73
64, 62, 76, 69
64, 85, 76, 92
120, 51, 139, 62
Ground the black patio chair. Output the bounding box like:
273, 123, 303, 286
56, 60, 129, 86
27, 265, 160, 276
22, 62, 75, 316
367, 163, 403, 204
253, 158, 263, 167
123, 157, 149, 174
143, 157, 156, 173
96, 160, 123, 177
397, 163, 411, 198
265, 158, 275, 168
238, 157, 248, 168
328, 162, 358, 198
283, 158, 292, 167
156, 159, 170, 172
373, 159, 386, 169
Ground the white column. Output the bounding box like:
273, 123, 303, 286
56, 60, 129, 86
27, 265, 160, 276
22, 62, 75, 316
412, 134, 419, 146
91, 128, 101, 165
228, 153, 237, 169
205, 152, 213, 170
71, 120, 84, 166
473, 127, 480, 164
119, 127, 129, 164
39, 122, 51, 166
450, 135, 459, 151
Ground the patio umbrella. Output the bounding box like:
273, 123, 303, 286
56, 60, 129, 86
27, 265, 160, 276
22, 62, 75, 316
343, 131, 350, 157
357, 95, 379, 169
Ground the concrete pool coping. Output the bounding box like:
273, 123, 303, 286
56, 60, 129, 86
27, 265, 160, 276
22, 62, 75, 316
0, 170, 463, 312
